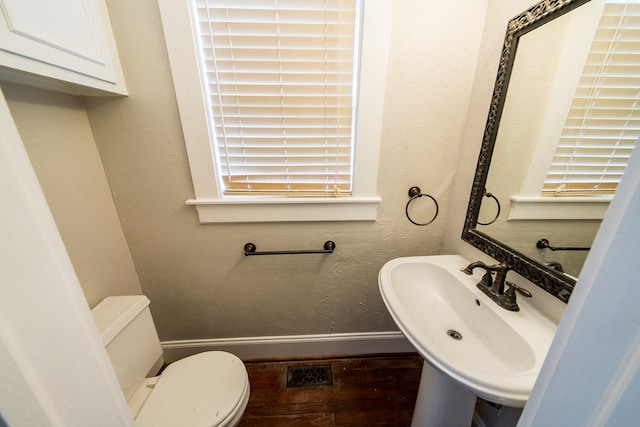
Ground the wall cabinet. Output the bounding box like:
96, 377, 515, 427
0, 0, 127, 96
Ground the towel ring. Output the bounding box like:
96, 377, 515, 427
477, 188, 501, 226
405, 186, 439, 226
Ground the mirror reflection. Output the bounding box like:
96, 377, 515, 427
476, 0, 639, 281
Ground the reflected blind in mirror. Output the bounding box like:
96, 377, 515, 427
543, 0, 640, 196
193, 0, 360, 197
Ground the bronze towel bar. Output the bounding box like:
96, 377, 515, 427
536, 238, 590, 252
244, 241, 336, 256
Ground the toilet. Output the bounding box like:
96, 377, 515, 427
91, 295, 250, 426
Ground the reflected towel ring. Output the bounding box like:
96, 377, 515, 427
477, 188, 501, 226
405, 186, 439, 226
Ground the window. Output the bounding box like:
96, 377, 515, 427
197, 1, 358, 197
158, 0, 392, 223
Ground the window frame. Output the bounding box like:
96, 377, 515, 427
158, 0, 392, 223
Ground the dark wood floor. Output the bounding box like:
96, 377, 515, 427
237, 353, 423, 426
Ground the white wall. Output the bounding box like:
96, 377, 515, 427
0, 87, 133, 427
84, 0, 489, 341
444, 0, 538, 261
3, 83, 142, 307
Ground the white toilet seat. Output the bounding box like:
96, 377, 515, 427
134, 351, 250, 427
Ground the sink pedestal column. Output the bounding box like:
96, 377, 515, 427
411, 361, 476, 427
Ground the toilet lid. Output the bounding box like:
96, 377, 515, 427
135, 351, 249, 427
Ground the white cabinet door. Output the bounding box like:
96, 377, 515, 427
0, 0, 127, 95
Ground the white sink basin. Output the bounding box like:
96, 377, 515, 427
378, 255, 557, 407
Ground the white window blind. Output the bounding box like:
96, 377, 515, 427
543, 0, 639, 196
193, 0, 360, 197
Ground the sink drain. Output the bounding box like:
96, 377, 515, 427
447, 329, 463, 340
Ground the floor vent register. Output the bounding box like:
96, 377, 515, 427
286, 364, 333, 388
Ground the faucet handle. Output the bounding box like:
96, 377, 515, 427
487, 262, 510, 273
505, 281, 532, 298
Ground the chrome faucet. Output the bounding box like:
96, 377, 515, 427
462, 261, 522, 311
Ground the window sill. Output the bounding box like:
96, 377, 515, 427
509, 196, 611, 220
186, 196, 382, 223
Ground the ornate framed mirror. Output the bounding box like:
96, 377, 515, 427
462, 0, 639, 303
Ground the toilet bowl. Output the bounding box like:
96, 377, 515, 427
91, 295, 250, 426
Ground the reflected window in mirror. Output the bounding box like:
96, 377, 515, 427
510, 0, 639, 221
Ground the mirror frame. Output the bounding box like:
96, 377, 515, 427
462, 0, 592, 303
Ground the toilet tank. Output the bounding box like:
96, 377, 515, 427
91, 295, 164, 402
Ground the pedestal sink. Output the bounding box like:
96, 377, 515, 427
378, 255, 557, 426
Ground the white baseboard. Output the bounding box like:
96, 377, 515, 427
161, 331, 415, 363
